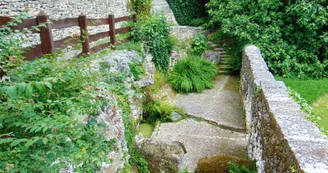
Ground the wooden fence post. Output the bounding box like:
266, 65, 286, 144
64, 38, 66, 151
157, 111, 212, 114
37, 11, 54, 55
133, 13, 137, 23
108, 14, 116, 45
79, 13, 90, 55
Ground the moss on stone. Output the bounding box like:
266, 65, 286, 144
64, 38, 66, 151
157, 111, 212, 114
195, 155, 254, 173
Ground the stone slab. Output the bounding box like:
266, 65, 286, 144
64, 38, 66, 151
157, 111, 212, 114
152, 119, 248, 172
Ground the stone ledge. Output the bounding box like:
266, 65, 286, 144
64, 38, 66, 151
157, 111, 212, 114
242, 45, 328, 173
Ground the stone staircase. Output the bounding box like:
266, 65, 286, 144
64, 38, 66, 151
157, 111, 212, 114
211, 43, 235, 75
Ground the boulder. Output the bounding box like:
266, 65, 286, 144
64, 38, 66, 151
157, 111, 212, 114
138, 138, 186, 173
196, 155, 255, 173
202, 51, 220, 64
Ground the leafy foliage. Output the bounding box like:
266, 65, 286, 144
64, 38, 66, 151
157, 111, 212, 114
168, 56, 217, 93
133, 15, 172, 73
191, 33, 209, 55
128, 59, 145, 81
0, 11, 39, 74
228, 163, 257, 173
206, 0, 328, 78
0, 56, 116, 172
167, 0, 209, 26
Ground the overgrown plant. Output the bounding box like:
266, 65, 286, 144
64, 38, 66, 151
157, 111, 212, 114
206, 0, 328, 78
134, 15, 172, 73
131, 0, 152, 19
191, 33, 209, 55
168, 56, 217, 93
0, 11, 44, 74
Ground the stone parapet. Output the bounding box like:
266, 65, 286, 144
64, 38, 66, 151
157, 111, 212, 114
241, 45, 328, 173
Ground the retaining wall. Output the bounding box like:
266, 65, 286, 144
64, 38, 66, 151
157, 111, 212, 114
241, 45, 328, 173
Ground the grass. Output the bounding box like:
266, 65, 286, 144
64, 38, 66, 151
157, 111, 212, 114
276, 77, 328, 135
168, 56, 218, 93
275, 77, 328, 104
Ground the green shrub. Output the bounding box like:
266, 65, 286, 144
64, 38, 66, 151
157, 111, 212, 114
143, 100, 184, 126
167, 0, 209, 26
191, 33, 209, 55
0, 56, 116, 172
168, 56, 217, 93
140, 15, 172, 73
132, 0, 152, 19
206, 0, 328, 78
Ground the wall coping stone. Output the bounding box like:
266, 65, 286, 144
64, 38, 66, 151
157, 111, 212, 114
242, 45, 328, 173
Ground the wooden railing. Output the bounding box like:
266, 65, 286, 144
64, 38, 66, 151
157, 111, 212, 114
0, 12, 136, 61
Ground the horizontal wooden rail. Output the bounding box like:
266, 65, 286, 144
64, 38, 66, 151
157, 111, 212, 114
89, 31, 109, 43
116, 27, 131, 34
52, 18, 79, 29
87, 18, 108, 26
115, 16, 130, 23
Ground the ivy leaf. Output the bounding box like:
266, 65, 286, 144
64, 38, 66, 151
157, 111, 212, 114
25, 84, 33, 98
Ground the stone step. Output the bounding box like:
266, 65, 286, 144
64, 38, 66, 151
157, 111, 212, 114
218, 70, 234, 75
218, 64, 234, 71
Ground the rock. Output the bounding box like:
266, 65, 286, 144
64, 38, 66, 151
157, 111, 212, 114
171, 112, 183, 121
196, 155, 255, 173
138, 138, 186, 173
136, 53, 155, 87
202, 51, 220, 64
170, 49, 187, 68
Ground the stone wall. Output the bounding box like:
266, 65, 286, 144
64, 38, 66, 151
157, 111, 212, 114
0, 0, 129, 47
170, 26, 202, 41
241, 45, 328, 173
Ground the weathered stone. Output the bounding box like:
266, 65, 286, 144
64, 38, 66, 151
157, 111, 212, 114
241, 45, 328, 173
171, 112, 183, 121
138, 138, 186, 173
135, 53, 155, 88
202, 50, 220, 64
170, 26, 203, 41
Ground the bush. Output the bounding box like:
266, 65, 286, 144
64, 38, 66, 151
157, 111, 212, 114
206, 0, 328, 78
132, 0, 152, 19
168, 56, 217, 93
137, 15, 173, 73
191, 33, 209, 55
167, 0, 209, 26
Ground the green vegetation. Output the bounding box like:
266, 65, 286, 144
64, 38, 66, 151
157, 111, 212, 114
148, 71, 166, 94
206, 0, 328, 78
277, 77, 328, 135
128, 59, 145, 81
133, 15, 172, 73
142, 99, 185, 126
167, 0, 209, 26
228, 163, 257, 173
0, 52, 116, 172
131, 0, 152, 19
276, 77, 328, 104
168, 56, 217, 93
191, 33, 210, 55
